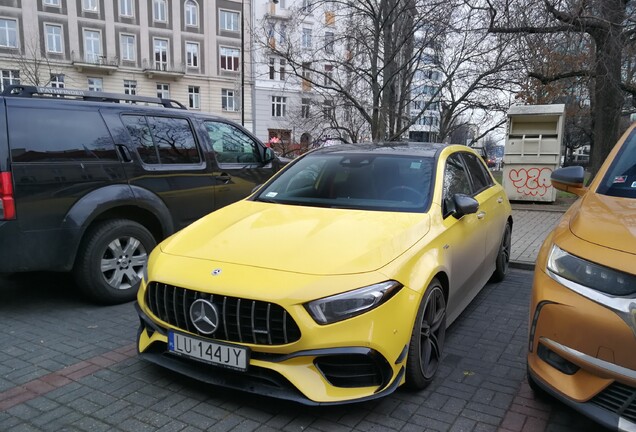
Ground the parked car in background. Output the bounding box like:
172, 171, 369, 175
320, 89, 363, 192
0, 86, 283, 304
136, 143, 513, 405
527, 124, 636, 431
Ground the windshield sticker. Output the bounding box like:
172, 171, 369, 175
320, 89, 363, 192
265, 192, 278, 197
410, 162, 422, 169
613, 176, 627, 184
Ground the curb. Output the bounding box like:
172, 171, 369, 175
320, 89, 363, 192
510, 260, 535, 271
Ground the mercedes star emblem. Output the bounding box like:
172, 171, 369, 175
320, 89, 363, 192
189, 299, 219, 335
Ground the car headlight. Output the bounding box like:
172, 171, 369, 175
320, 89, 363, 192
305, 281, 403, 325
547, 244, 636, 296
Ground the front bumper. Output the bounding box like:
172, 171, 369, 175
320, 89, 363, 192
528, 269, 636, 431
135, 285, 412, 405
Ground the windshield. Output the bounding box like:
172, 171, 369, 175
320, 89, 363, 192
597, 129, 636, 199
255, 152, 435, 212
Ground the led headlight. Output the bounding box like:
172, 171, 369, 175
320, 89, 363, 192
305, 281, 403, 325
547, 245, 636, 296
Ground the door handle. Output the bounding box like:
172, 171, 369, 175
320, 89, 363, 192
116, 144, 132, 162
215, 173, 231, 184
497, 197, 503, 204
477, 211, 486, 219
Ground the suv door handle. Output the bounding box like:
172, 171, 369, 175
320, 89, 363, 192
477, 211, 486, 220
215, 173, 231, 184
116, 144, 132, 162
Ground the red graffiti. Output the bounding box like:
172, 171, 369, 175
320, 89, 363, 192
508, 168, 553, 196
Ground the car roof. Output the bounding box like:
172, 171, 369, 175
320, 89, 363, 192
310, 142, 448, 158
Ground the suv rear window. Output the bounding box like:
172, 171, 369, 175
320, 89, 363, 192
122, 115, 201, 165
9, 107, 117, 162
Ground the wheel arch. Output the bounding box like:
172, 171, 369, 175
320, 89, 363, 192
60, 184, 174, 270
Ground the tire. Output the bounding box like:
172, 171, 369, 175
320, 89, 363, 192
490, 222, 511, 283
74, 219, 156, 304
405, 279, 447, 390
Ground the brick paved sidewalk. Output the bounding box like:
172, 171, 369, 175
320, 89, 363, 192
0, 269, 600, 432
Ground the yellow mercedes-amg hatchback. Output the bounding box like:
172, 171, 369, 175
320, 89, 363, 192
528, 125, 636, 430
136, 143, 512, 404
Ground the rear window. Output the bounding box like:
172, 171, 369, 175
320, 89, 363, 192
597, 130, 636, 199
9, 107, 117, 162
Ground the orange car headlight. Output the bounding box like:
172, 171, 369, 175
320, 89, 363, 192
305, 281, 403, 325
547, 244, 636, 296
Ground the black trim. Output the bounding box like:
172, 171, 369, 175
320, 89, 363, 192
527, 366, 621, 430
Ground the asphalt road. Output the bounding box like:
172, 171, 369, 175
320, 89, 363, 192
0, 269, 602, 432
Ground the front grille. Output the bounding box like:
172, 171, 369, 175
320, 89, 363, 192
146, 282, 301, 345
314, 353, 390, 388
590, 382, 636, 423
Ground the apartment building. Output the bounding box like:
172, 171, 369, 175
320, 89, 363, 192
0, 0, 252, 127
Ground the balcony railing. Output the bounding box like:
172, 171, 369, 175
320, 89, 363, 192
71, 51, 119, 74
142, 59, 186, 79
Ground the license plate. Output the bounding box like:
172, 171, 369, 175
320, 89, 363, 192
168, 332, 249, 371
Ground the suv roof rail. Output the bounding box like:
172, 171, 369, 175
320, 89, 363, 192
1, 85, 187, 109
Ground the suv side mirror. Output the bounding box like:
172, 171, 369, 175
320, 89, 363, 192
263, 147, 276, 164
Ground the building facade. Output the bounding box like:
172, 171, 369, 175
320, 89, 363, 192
0, 0, 253, 127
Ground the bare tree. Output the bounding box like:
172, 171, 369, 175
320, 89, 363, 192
481, 0, 636, 175
9, 36, 61, 86
255, 0, 520, 145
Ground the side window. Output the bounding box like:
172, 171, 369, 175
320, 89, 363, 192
462, 152, 492, 193
204, 121, 259, 164
122, 115, 201, 165
442, 153, 471, 215
147, 116, 200, 164
121, 115, 158, 164
9, 107, 117, 162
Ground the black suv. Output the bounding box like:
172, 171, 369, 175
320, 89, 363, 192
0, 86, 283, 303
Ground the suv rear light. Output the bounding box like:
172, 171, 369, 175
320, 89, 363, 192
0, 171, 16, 220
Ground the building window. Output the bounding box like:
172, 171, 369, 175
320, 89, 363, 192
302, 28, 312, 49
278, 24, 287, 45
219, 47, 239, 71
120, 0, 133, 17
269, 58, 275, 80
0, 19, 17, 48
1, 70, 19, 92
219, 10, 239, 32
186, 42, 199, 68
153, 0, 167, 22
154, 38, 168, 70
188, 86, 200, 109
271, 96, 286, 117
43, 0, 61, 5
185, 0, 198, 27
45, 24, 63, 53
323, 99, 334, 118
82, 0, 98, 12
83, 30, 102, 63
279, 59, 286, 80
157, 83, 169, 98
50, 74, 64, 88
124, 80, 137, 96
325, 32, 334, 54
324, 64, 333, 85
301, 0, 312, 11
120, 34, 135, 61
87, 77, 103, 91
301, 98, 310, 119
302, 62, 311, 90
221, 89, 236, 111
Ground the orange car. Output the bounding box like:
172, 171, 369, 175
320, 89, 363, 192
527, 125, 636, 431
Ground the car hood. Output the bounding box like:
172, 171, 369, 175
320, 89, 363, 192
160, 201, 431, 275
570, 192, 636, 255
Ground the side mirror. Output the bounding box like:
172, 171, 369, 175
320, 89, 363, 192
551, 166, 587, 197
451, 194, 479, 219
263, 147, 276, 164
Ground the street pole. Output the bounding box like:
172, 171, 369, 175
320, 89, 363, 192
241, 0, 245, 126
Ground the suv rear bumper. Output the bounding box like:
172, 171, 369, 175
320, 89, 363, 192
0, 221, 80, 272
